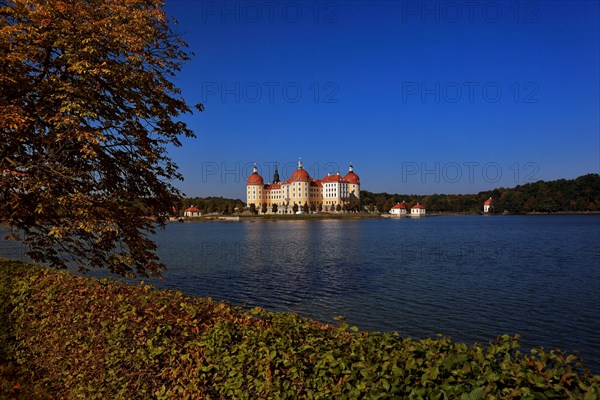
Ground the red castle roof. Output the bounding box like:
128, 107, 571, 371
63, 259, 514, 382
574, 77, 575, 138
290, 168, 310, 182
321, 173, 348, 183
344, 171, 360, 184
247, 170, 264, 185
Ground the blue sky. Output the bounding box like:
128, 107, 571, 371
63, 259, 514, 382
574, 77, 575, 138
163, 0, 599, 199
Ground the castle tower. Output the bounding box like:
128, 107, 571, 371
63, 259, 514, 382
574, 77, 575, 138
344, 162, 360, 201
273, 162, 280, 183
246, 163, 264, 207
289, 157, 311, 209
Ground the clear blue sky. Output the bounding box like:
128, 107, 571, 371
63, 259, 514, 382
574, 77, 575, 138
163, 0, 599, 199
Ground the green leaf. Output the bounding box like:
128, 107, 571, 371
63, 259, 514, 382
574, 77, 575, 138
460, 387, 485, 400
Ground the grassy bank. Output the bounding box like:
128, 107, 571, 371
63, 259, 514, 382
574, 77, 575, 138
1, 259, 598, 399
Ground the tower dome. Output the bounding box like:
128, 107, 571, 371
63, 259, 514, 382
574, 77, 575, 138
247, 163, 264, 185
290, 158, 310, 182
343, 163, 360, 184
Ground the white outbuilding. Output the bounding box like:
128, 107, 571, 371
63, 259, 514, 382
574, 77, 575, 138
483, 197, 493, 213
184, 206, 202, 217
411, 203, 426, 216
390, 202, 407, 216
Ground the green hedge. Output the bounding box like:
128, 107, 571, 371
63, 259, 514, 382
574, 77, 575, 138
1, 258, 598, 399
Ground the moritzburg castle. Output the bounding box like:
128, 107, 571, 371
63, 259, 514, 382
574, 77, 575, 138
246, 160, 360, 213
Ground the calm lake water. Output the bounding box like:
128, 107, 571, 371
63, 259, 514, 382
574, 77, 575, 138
2, 215, 600, 372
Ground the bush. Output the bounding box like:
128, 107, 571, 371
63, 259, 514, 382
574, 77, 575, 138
1, 258, 599, 399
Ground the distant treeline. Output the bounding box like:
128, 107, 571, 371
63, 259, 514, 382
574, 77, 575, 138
361, 173, 600, 214
178, 174, 600, 215
179, 196, 244, 215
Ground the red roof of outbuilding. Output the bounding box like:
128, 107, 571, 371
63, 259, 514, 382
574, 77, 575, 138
185, 206, 201, 213
391, 203, 405, 209
411, 203, 425, 209
484, 197, 493, 205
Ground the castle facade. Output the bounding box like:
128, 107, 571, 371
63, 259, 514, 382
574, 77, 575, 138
246, 160, 360, 213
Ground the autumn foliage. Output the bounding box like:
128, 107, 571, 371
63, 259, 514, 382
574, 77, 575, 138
0, 0, 199, 276
1, 259, 599, 399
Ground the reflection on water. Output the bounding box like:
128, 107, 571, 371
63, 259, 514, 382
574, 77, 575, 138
152, 216, 600, 373
1, 216, 599, 373
238, 220, 364, 312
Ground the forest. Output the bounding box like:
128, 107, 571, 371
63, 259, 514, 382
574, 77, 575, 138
360, 173, 600, 214
179, 196, 245, 215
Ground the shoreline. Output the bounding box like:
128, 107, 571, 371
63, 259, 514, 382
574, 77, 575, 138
171, 210, 600, 222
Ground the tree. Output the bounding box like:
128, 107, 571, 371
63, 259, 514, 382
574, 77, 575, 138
272, 203, 278, 214
336, 204, 342, 212
303, 202, 309, 214
261, 203, 268, 214
249, 204, 257, 215
383, 198, 396, 213
292, 203, 298, 214
0, 0, 203, 277
524, 196, 537, 212
235, 202, 244, 214
310, 203, 316, 213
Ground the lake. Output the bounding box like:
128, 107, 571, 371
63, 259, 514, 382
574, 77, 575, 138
2, 215, 599, 372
